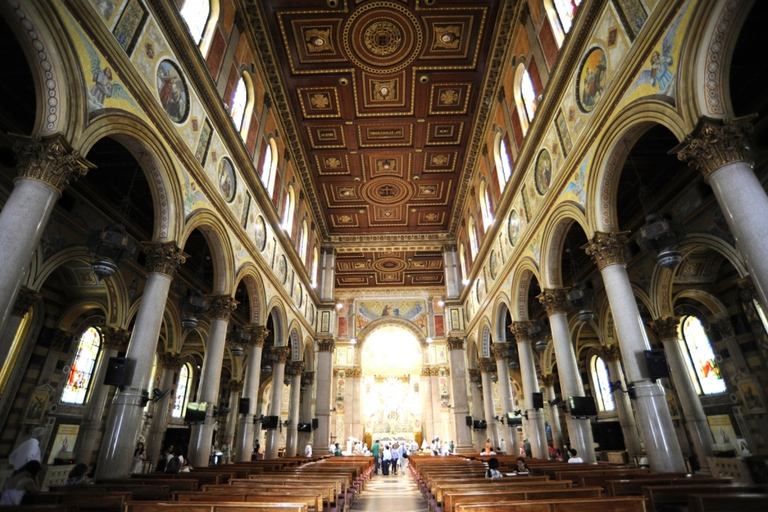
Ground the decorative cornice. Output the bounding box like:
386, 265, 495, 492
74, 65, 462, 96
537, 289, 569, 315
600, 344, 622, 362
159, 352, 182, 369
446, 336, 464, 351
477, 357, 496, 373
584, 232, 628, 270
318, 338, 335, 352
675, 116, 754, 183
207, 295, 238, 320
12, 287, 40, 317
142, 242, 187, 276
247, 325, 269, 346
228, 379, 243, 393
103, 326, 131, 351
511, 321, 533, 343
650, 316, 679, 341
491, 343, 510, 361
12, 134, 94, 194
51, 329, 73, 352
272, 346, 290, 363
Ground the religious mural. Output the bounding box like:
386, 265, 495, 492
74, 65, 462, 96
356, 300, 427, 334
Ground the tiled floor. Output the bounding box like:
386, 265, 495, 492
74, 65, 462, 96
351, 466, 428, 511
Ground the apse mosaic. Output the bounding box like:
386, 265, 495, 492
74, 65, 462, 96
355, 299, 427, 334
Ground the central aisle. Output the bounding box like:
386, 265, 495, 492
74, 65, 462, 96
351, 467, 428, 512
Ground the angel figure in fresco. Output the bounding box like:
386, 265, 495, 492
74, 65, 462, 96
86, 41, 131, 111
630, 10, 682, 97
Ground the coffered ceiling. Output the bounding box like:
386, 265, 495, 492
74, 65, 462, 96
247, 0, 506, 288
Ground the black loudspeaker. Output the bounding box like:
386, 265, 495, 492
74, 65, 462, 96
238, 397, 250, 414
532, 392, 544, 409
466, 415, 473, 426
103, 357, 129, 387
261, 415, 279, 429
311, 418, 318, 429
645, 349, 671, 379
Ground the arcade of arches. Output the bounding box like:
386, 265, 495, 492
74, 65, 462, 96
2, 0, 768, 484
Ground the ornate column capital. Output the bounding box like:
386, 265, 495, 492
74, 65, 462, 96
468, 368, 480, 382
584, 232, 628, 270
540, 373, 556, 387
228, 379, 243, 393
289, 361, 305, 375
447, 336, 465, 350
51, 328, 73, 352
346, 367, 362, 378
208, 295, 238, 320
142, 242, 187, 276
650, 316, 679, 341
247, 324, 269, 346
102, 326, 131, 351
12, 134, 94, 194
491, 343, 510, 361
159, 351, 182, 369
303, 371, 315, 386
477, 357, 496, 373
675, 116, 754, 183
600, 344, 622, 362
537, 288, 569, 315
421, 367, 431, 377
272, 346, 290, 363
511, 321, 534, 342
714, 317, 735, 339
12, 287, 41, 316
317, 337, 335, 352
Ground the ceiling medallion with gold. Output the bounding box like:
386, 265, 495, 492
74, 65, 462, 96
343, 2, 423, 74
361, 176, 414, 205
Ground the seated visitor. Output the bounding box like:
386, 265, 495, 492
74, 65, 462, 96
485, 457, 503, 478
567, 448, 583, 463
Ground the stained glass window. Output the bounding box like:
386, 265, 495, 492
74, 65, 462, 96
681, 316, 726, 395
282, 186, 295, 236
299, 220, 309, 264
180, 0, 210, 45
171, 363, 191, 418
61, 327, 102, 405
521, 68, 537, 123
593, 355, 615, 412
468, 217, 479, 260
311, 247, 319, 288
480, 181, 494, 230
554, 0, 581, 34
230, 76, 247, 132
261, 139, 278, 197
496, 136, 513, 187
459, 244, 468, 283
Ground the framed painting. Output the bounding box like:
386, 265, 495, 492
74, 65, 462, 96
508, 209, 521, 247
194, 119, 213, 166
113, 0, 147, 56
450, 308, 460, 330
321, 311, 331, 332
576, 47, 608, 113
521, 185, 532, 222
535, 149, 552, 195
555, 109, 573, 157
240, 191, 251, 229
218, 159, 236, 202
156, 60, 189, 123
254, 216, 267, 252
47, 424, 79, 464
737, 374, 767, 414
24, 389, 49, 424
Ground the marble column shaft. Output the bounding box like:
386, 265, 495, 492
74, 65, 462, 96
477, 358, 499, 449
74, 327, 129, 465
265, 346, 290, 459
447, 337, 473, 452
430, 368, 443, 440
285, 362, 304, 457
95, 243, 185, 479
601, 345, 643, 458
541, 374, 563, 452
492, 344, 519, 456
145, 353, 181, 468
189, 295, 237, 467
677, 117, 768, 311
512, 323, 547, 459
297, 372, 314, 453
314, 338, 334, 455
0, 136, 93, 336
468, 369, 485, 451
346, 367, 363, 441
421, 367, 435, 443
539, 289, 595, 463
652, 317, 714, 468
224, 379, 243, 456
586, 233, 685, 472
236, 325, 267, 462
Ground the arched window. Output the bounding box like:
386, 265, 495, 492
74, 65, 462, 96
479, 180, 493, 231
230, 75, 247, 132
61, 327, 102, 405
520, 68, 537, 124
299, 220, 309, 264
494, 133, 513, 189
459, 243, 468, 284
171, 363, 192, 418
554, 0, 581, 35
680, 316, 726, 395
282, 186, 296, 236
592, 355, 615, 412
180, 0, 211, 45
311, 247, 319, 289
260, 138, 278, 197
468, 217, 479, 261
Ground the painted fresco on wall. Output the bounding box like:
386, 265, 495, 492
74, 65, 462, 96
521, 185, 532, 222
254, 216, 267, 251
94, 0, 116, 23
356, 300, 427, 334
240, 191, 251, 228
218, 158, 236, 202
612, 0, 648, 41
113, 0, 147, 55
561, 152, 589, 208
194, 119, 213, 165
555, 109, 573, 157
156, 60, 189, 123
508, 209, 520, 247
534, 149, 553, 195
577, 47, 608, 112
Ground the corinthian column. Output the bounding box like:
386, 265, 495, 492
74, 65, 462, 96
96, 243, 185, 478
585, 233, 685, 472
651, 317, 714, 470
491, 343, 520, 456
298, 371, 314, 453
468, 369, 485, 451
236, 325, 267, 461
145, 352, 182, 469
600, 344, 642, 458
314, 338, 334, 455
477, 358, 499, 449
541, 374, 563, 452
0, 136, 94, 336
346, 367, 364, 442
224, 379, 243, 460
512, 322, 547, 458
188, 295, 237, 466
284, 361, 304, 457
265, 346, 290, 459
676, 117, 768, 311
447, 337, 472, 452
538, 289, 596, 463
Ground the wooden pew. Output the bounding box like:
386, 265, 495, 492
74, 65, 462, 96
33, 491, 132, 512
173, 490, 323, 511
125, 501, 308, 512
48, 483, 171, 500
642, 484, 768, 511
434, 479, 570, 507
99, 478, 199, 492
606, 477, 733, 496
443, 487, 603, 512
0, 506, 77, 512
454, 496, 648, 512
687, 492, 768, 512
203, 483, 335, 509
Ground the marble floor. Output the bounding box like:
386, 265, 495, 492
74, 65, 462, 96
351, 466, 428, 511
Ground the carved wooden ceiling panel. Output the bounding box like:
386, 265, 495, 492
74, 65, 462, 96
254, 0, 503, 288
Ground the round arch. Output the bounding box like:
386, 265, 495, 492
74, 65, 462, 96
265, 300, 287, 346
287, 323, 302, 360
356, 316, 428, 351
539, 203, 591, 289
233, 263, 267, 324
181, 210, 236, 295
510, 259, 541, 321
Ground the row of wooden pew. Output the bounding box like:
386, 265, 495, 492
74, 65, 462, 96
407, 452, 768, 511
